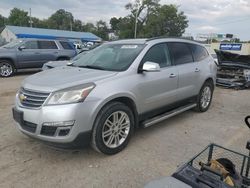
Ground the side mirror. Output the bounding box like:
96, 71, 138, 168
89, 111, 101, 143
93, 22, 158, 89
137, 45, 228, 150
18, 46, 26, 51
142, 61, 160, 72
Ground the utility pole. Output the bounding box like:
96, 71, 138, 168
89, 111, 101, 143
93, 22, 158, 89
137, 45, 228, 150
134, 0, 142, 38
29, 8, 33, 27
70, 20, 73, 31
134, 9, 139, 38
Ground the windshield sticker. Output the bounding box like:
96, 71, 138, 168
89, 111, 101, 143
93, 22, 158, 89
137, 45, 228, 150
121, 45, 138, 49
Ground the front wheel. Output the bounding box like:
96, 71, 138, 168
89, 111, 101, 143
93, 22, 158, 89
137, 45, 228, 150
195, 81, 214, 112
91, 102, 134, 155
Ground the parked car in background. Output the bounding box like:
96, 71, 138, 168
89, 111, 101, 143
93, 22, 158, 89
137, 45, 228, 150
42, 51, 88, 70
13, 38, 217, 155
42, 42, 103, 70
0, 39, 77, 77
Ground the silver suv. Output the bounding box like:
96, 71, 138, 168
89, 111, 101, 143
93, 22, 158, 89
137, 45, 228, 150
13, 38, 217, 155
0, 39, 77, 77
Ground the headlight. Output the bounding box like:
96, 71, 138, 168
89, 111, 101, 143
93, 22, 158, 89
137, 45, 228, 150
46, 83, 95, 105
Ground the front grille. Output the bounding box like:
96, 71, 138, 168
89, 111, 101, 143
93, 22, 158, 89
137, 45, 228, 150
21, 121, 37, 133
19, 88, 50, 108
41, 126, 57, 136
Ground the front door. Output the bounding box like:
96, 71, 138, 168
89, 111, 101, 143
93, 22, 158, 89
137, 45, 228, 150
135, 43, 178, 114
16, 40, 41, 68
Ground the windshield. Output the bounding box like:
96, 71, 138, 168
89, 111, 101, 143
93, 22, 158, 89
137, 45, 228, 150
72, 43, 145, 71
2, 40, 23, 49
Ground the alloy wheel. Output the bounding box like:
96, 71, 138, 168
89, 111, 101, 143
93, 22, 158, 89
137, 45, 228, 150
102, 111, 130, 149
200, 86, 212, 109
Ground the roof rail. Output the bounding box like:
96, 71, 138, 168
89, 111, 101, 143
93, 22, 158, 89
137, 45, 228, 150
146, 36, 195, 42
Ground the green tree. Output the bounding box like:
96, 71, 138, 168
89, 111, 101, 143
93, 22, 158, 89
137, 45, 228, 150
8, 8, 29, 27
143, 5, 188, 37
125, 0, 160, 24
94, 20, 108, 41
0, 14, 7, 28
125, 0, 160, 37
83, 22, 96, 33
47, 9, 74, 30
31, 17, 48, 28
73, 19, 83, 31
116, 16, 135, 39
110, 17, 121, 31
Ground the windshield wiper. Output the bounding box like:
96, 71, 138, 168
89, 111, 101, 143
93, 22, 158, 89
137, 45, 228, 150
78, 65, 105, 70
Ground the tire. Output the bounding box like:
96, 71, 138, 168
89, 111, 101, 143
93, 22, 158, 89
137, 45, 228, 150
194, 81, 214, 112
91, 102, 134, 155
0, 60, 15, 77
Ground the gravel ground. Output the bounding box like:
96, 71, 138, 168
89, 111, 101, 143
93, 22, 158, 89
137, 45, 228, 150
0, 72, 249, 188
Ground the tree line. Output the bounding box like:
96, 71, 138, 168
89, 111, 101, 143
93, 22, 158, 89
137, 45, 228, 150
0, 0, 188, 40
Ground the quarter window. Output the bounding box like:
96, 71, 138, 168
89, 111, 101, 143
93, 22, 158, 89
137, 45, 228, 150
60, 41, 74, 50
189, 44, 209, 62
38, 41, 58, 49
142, 43, 171, 68
168, 42, 193, 65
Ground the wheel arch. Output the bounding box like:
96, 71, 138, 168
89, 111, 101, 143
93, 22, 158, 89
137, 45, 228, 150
204, 77, 215, 89
93, 95, 139, 129
0, 58, 16, 68
56, 56, 70, 61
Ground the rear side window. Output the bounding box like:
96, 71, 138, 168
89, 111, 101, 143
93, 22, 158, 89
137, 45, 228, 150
38, 41, 58, 49
168, 42, 193, 65
24, 41, 38, 49
60, 41, 74, 50
189, 44, 209, 62
142, 43, 171, 68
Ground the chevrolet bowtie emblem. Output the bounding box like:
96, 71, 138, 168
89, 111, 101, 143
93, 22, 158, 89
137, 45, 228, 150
19, 93, 27, 102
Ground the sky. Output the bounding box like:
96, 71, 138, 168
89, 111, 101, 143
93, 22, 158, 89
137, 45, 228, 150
0, 0, 250, 40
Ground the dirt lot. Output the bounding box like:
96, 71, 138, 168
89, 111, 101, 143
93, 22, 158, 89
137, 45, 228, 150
0, 72, 249, 188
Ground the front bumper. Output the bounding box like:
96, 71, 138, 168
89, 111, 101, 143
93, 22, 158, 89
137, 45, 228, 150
12, 98, 98, 147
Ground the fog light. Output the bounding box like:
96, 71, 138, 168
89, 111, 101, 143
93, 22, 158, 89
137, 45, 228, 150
43, 120, 75, 127
58, 129, 70, 136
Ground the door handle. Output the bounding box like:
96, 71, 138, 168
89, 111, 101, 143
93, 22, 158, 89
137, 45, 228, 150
34, 52, 40, 55
195, 68, 200, 72
169, 73, 176, 78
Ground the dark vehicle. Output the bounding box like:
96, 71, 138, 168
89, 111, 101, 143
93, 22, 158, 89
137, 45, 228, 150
215, 50, 250, 89
0, 39, 77, 77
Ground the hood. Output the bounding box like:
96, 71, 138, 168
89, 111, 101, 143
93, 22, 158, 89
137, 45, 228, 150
0, 47, 15, 52
215, 49, 250, 66
23, 66, 117, 92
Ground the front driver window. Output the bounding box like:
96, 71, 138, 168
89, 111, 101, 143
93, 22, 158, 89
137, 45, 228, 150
24, 41, 39, 49
142, 43, 171, 68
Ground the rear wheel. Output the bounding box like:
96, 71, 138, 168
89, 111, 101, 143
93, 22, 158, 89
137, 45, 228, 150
0, 60, 15, 77
91, 102, 134, 155
195, 81, 214, 112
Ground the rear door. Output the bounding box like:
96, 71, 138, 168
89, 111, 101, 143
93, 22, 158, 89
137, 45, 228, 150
188, 43, 211, 92
136, 43, 178, 113
168, 42, 200, 101
16, 40, 41, 68
37, 40, 59, 66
